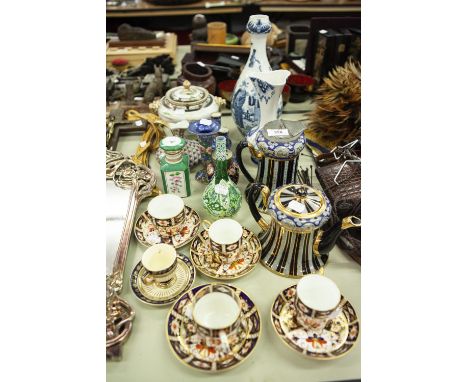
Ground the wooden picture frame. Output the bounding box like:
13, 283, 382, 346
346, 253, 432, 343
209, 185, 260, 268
304, 17, 361, 76
106, 108, 148, 152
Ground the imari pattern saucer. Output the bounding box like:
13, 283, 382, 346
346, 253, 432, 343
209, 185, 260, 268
134, 206, 201, 248
166, 284, 261, 372
190, 228, 261, 280
130, 254, 195, 306
271, 285, 359, 360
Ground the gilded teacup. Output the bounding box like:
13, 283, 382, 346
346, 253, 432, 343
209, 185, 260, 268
141, 243, 177, 286
201, 218, 243, 263
148, 194, 186, 238
295, 274, 343, 332
192, 285, 242, 352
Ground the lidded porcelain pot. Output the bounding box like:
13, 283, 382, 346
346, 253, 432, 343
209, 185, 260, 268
247, 183, 361, 277
151, 80, 225, 127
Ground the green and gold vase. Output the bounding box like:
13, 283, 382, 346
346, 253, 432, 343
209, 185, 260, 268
202, 136, 242, 217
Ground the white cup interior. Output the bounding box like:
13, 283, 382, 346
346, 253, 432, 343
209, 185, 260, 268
208, 219, 243, 244
141, 243, 177, 272
296, 274, 341, 311
148, 194, 184, 219
193, 292, 241, 329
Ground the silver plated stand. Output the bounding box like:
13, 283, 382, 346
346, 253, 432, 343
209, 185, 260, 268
106, 150, 156, 360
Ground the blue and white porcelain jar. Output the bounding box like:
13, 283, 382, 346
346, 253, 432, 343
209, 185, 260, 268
231, 15, 283, 136
188, 116, 221, 148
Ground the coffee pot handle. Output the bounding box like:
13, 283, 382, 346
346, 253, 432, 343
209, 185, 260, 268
235, 139, 255, 183
247, 182, 271, 231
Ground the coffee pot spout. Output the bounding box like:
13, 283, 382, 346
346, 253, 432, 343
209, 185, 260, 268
313, 216, 361, 257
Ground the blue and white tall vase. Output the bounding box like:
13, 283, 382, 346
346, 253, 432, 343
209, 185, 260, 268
231, 14, 283, 136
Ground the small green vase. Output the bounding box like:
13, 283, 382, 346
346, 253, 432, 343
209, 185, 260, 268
202, 136, 242, 217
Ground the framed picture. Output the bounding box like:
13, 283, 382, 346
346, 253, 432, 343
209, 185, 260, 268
305, 17, 361, 81
106, 108, 148, 151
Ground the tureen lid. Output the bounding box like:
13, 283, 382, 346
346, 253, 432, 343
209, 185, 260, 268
164, 80, 209, 108
267, 184, 332, 229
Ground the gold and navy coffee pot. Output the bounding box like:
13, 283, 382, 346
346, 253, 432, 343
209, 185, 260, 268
236, 119, 305, 199
247, 183, 360, 277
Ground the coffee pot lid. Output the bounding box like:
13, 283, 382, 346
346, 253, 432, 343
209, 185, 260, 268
260, 120, 305, 143
268, 184, 331, 229
256, 119, 306, 159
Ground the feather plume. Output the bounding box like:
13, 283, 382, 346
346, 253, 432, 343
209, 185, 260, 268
305, 59, 361, 150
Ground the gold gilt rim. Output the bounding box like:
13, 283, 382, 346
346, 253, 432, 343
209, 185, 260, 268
129, 255, 196, 307
273, 185, 326, 219
260, 258, 304, 279
260, 257, 324, 279
133, 206, 201, 249
270, 285, 360, 361
165, 283, 262, 373
190, 228, 262, 280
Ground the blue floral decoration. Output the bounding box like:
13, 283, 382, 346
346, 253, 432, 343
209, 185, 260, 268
232, 80, 260, 136
256, 130, 305, 159
250, 77, 275, 104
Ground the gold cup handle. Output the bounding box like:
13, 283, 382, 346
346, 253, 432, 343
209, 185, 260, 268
197, 219, 212, 244
142, 272, 155, 286
201, 219, 212, 231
